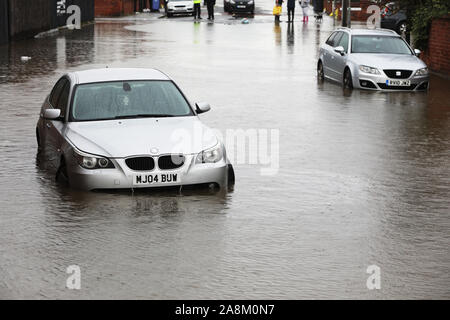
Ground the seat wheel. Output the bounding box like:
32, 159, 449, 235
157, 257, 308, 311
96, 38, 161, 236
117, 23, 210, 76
343, 69, 353, 89
317, 61, 324, 81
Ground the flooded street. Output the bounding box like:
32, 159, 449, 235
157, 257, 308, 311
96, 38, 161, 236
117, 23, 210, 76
0, 2, 449, 299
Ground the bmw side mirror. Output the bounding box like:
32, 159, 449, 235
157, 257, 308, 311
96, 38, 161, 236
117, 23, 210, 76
334, 46, 345, 56
43, 109, 61, 120
414, 49, 421, 57
196, 102, 211, 114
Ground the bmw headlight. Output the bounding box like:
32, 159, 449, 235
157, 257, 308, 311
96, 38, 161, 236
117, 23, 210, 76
414, 67, 428, 76
359, 65, 380, 74
74, 150, 115, 169
196, 144, 223, 164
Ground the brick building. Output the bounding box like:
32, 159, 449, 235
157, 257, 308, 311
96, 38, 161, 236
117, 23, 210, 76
323, 0, 388, 21
95, 0, 152, 17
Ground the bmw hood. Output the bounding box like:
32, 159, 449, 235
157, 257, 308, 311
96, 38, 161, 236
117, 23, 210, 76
65, 117, 219, 158
350, 53, 426, 70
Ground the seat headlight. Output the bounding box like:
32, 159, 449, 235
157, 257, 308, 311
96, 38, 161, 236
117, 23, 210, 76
74, 150, 115, 169
196, 144, 223, 164
414, 67, 428, 76
359, 65, 380, 74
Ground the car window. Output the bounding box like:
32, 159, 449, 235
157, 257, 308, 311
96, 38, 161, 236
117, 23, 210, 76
71, 80, 194, 121
49, 78, 66, 107
332, 32, 343, 47
326, 32, 339, 46
326, 32, 343, 47
338, 32, 349, 53
351, 35, 412, 54
56, 81, 70, 118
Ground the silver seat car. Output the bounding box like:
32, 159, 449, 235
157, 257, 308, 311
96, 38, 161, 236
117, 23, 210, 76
318, 28, 429, 91
36, 68, 234, 191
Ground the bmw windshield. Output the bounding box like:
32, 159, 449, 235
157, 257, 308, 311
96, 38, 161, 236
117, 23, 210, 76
351, 35, 412, 54
70, 80, 194, 121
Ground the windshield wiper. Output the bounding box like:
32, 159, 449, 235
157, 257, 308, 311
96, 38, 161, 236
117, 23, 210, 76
113, 114, 175, 119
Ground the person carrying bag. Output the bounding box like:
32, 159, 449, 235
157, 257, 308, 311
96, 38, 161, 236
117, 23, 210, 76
273, 0, 283, 23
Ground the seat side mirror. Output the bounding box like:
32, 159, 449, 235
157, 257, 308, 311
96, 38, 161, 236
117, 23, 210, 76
334, 46, 345, 56
195, 102, 211, 114
414, 48, 421, 57
43, 109, 61, 120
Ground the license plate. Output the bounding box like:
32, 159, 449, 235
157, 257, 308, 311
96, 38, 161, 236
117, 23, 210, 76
133, 173, 179, 186
175, 7, 185, 10
386, 79, 410, 86
237, 5, 246, 8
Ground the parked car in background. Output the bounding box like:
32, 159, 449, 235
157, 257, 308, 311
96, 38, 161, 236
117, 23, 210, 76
165, 0, 194, 17
225, 0, 255, 15
36, 68, 235, 191
380, 1, 407, 36
224, 0, 232, 13
317, 28, 429, 91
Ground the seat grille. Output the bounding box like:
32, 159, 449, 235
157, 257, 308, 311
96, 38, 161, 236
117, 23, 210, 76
125, 157, 155, 171
158, 155, 185, 170
383, 69, 413, 79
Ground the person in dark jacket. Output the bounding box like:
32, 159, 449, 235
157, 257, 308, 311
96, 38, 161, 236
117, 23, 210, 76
206, 0, 216, 20
287, 0, 295, 22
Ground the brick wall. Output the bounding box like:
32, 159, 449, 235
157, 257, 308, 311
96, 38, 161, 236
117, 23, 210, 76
95, 0, 150, 17
421, 17, 450, 75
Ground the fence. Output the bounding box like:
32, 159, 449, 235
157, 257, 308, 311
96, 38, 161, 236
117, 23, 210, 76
0, 0, 94, 43
0, 0, 8, 44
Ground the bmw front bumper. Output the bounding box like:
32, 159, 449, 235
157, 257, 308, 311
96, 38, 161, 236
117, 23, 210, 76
66, 154, 228, 191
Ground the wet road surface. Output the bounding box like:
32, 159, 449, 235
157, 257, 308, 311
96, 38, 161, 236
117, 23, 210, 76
0, 2, 449, 299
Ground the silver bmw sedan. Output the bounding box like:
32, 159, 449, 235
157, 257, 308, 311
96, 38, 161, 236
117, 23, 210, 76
318, 28, 429, 91
36, 68, 234, 191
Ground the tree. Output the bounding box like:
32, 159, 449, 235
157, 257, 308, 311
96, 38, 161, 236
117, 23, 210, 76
411, 0, 450, 50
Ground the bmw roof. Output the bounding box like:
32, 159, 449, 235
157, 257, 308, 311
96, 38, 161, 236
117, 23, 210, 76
71, 68, 170, 84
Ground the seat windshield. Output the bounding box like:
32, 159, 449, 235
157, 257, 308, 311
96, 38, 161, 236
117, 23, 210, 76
71, 80, 194, 121
351, 35, 412, 54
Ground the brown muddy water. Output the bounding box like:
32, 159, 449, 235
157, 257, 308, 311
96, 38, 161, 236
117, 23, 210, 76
0, 6, 449, 299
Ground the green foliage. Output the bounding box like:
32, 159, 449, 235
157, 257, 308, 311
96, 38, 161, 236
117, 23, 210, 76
410, 0, 450, 50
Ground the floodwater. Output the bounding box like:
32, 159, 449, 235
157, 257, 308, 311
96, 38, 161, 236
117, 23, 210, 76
0, 2, 449, 299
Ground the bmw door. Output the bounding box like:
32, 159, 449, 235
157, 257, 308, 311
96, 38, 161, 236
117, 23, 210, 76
44, 77, 70, 171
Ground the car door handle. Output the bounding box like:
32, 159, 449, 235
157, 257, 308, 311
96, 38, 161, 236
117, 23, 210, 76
46, 122, 51, 128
